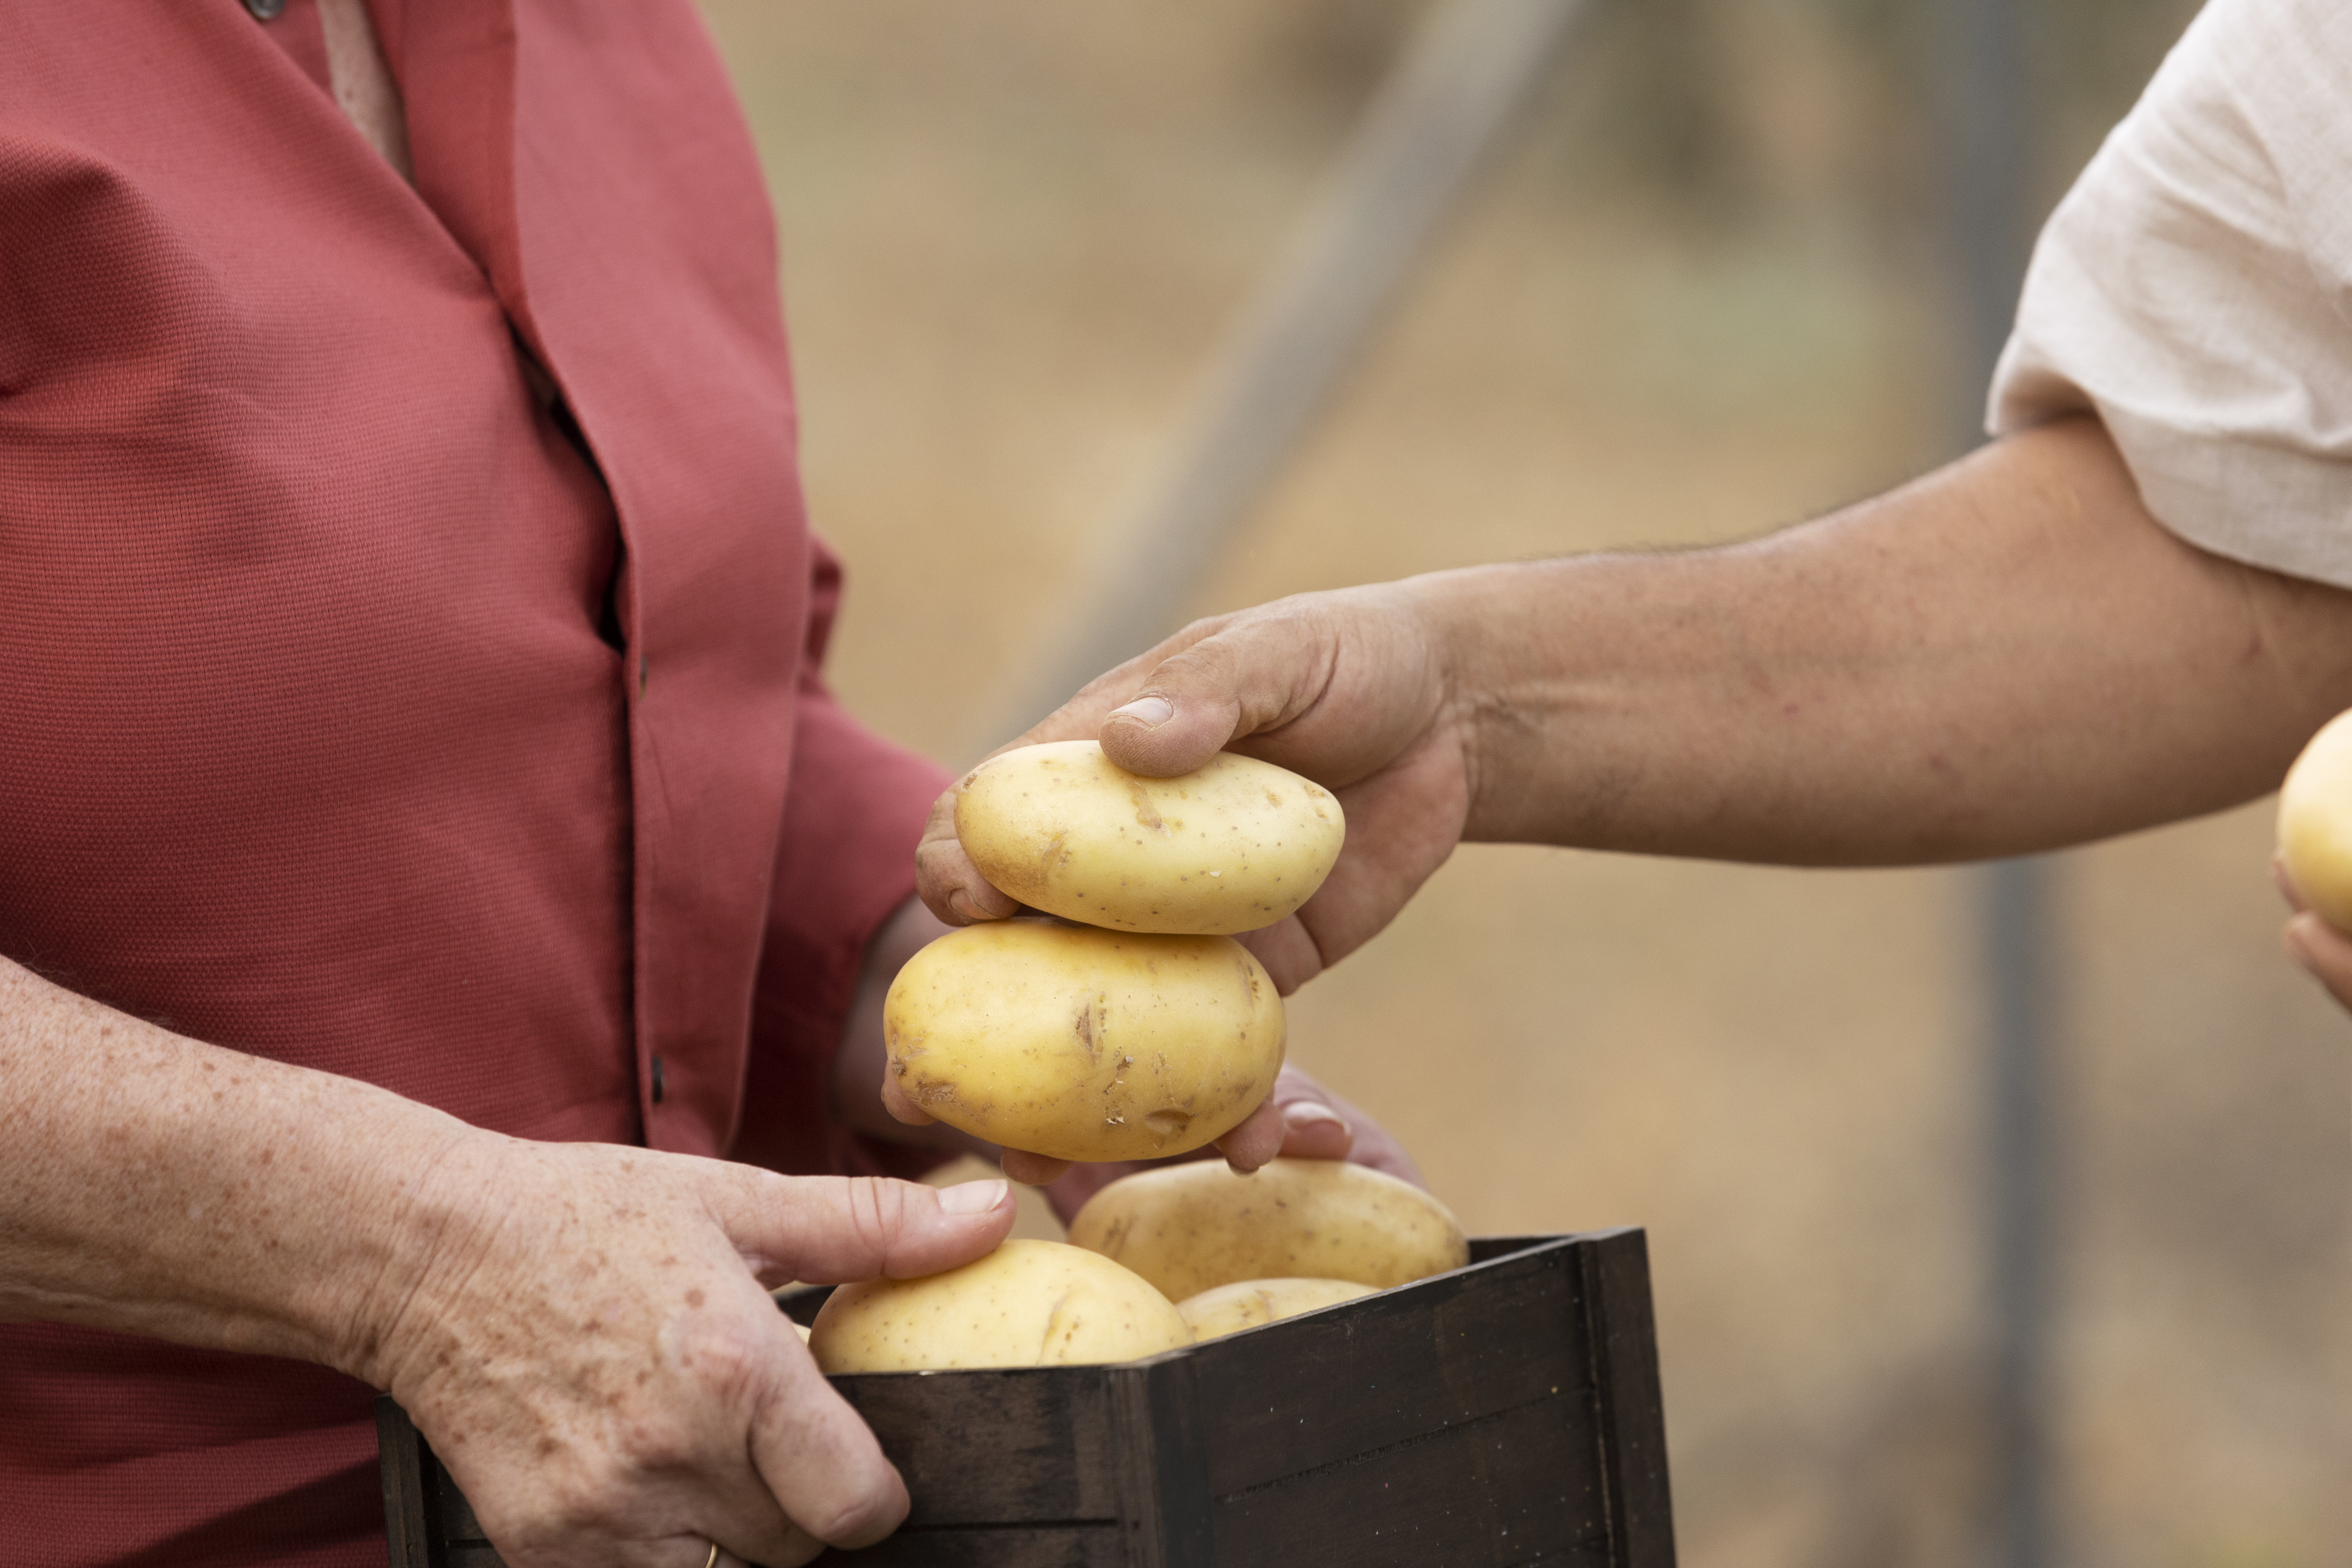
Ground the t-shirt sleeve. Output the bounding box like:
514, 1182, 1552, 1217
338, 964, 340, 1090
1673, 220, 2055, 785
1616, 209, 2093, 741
1989, 0, 2352, 589
731, 538, 957, 1180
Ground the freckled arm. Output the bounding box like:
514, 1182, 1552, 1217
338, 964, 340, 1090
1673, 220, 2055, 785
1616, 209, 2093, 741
0, 947, 1019, 1562
0, 953, 473, 1373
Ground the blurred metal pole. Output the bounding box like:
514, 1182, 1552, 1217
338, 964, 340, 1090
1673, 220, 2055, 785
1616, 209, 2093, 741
1981, 852, 2054, 1568
974, 0, 1591, 754
1928, 0, 2053, 1562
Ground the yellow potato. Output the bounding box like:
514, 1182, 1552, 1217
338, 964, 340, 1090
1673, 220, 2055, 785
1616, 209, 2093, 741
1068, 1157, 1470, 1301
955, 741, 1344, 935
808, 1239, 1191, 1372
1177, 1277, 1375, 1342
885, 920, 1284, 1162
2280, 708, 2352, 931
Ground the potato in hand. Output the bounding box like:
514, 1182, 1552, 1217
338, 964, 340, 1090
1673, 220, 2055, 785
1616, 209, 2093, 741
2280, 707, 2352, 932
885, 919, 1284, 1163
955, 741, 1344, 936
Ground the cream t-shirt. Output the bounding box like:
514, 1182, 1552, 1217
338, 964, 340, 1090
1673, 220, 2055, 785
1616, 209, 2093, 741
1991, 0, 2352, 588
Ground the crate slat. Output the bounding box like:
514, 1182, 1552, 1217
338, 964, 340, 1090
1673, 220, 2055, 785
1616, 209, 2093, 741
1209, 1393, 1614, 1567
816, 1522, 1131, 1566
832, 1367, 1122, 1526
1192, 1240, 1593, 1496
1580, 1230, 1676, 1567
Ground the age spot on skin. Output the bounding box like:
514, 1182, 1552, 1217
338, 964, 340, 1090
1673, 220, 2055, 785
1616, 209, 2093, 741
685, 1288, 706, 1309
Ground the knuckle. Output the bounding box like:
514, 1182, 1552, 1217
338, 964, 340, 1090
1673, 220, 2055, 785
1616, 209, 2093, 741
603, 1406, 703, 1475
688, 1326, 772, 1406
802, 1477, 906, 1548
844, 1176, 911, 1263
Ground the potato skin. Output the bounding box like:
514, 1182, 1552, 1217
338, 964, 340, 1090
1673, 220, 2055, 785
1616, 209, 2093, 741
955, 741, 1344, 935
1068, 1158, 1470, 1301
1176, 1277, 1374, 1342
884, 920, 1285, 1162
2281, 708, 2352, 931
810, 1240, 1191, 1372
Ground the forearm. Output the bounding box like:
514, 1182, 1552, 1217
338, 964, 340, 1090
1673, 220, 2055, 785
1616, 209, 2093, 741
1440, 416, 2352, 863
0, 954, 470, 1376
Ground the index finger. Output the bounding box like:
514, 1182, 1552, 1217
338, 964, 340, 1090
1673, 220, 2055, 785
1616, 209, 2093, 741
915, 786, 1020, 927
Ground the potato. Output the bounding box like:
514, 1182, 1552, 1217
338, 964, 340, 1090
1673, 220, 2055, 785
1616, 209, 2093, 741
808, 1239, 1191, 1372
2280, 708, 2352, 931
955, 740, 1344, 935
885, 919, 1284, 1162
1068, 1157, 1470, 1301
1176, 1277, 1375, 1342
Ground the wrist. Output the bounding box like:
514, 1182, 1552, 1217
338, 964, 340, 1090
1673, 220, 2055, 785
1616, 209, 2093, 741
1403, 562, 1543, 842
330, 1120, 527, 1394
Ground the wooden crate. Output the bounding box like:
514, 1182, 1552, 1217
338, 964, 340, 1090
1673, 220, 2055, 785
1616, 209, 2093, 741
377, 1228, 1673, 1566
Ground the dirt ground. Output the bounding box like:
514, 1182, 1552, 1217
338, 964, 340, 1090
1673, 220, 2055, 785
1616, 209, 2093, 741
698, 3, 2351, 1563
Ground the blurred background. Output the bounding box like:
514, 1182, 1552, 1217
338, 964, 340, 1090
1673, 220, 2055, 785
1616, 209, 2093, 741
697, 2, 2352, 1564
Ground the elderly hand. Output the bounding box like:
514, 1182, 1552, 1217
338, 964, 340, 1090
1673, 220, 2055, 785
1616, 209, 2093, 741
916, 581, 1475, 998
363, 1136, 1014, 1568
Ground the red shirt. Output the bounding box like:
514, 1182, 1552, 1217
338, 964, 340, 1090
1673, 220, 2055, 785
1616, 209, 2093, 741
0, 3, 947, 1563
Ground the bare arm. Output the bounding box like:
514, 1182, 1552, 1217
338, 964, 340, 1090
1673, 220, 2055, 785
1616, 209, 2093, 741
921, 417, 2352, 989
0, 953, 1014, 1568
1449, 417, 2352, 857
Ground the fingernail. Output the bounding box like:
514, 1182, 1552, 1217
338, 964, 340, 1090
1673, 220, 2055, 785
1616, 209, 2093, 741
1111, 696, 1174, 728
937, 1179, 1009, 1216
945, 889, 983, 923
1282, 1102, 1350, 1134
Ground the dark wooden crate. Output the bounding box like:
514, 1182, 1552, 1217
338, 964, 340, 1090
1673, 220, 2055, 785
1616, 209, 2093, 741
377, 1228, 1674, 1566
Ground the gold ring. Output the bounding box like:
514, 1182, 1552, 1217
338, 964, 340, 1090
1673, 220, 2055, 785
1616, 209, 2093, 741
701, 1542, 720, 1568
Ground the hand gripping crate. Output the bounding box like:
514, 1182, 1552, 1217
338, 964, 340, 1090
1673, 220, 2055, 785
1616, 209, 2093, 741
377, 1228, 1675, 1566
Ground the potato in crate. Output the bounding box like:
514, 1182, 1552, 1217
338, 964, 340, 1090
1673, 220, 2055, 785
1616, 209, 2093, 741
377, 1226, 1674, 1567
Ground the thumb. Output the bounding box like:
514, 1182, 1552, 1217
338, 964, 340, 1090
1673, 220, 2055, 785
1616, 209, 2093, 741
714, 1173, 1016, 1286
1098, 608, 1331, 778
